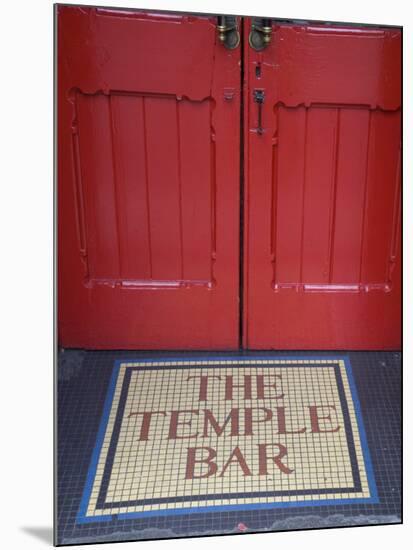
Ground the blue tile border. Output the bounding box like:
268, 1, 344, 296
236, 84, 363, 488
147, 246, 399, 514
77, 361, 121, 524
343, 356, 379, 503
76, 355, 379, 524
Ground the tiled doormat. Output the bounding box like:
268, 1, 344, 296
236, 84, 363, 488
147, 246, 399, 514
78, 357, 376, 522
57, 352, 401, 544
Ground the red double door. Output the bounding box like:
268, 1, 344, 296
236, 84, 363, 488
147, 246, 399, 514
58, 7, 401, 350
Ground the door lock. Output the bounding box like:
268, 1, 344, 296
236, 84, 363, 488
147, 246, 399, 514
249, 18, 272, 51
253, 89, 265, 135
217, 15, 240, 50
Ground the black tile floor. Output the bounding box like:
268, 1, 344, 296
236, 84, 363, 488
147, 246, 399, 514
56, 350, 401, 545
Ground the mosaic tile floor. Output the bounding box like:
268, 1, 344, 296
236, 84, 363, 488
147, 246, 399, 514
56, 351, 401, 545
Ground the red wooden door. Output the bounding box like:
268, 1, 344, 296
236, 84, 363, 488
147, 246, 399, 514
58, 9, 401, 351
243, 19, 401, 349
57, 6, 240, 349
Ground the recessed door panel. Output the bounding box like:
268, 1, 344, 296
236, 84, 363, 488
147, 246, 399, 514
58, 6, 241, 349
243, 20, 401, 349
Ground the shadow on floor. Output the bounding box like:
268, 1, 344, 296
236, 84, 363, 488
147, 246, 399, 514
20, 527, 53, 545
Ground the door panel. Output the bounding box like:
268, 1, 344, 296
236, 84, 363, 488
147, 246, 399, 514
58, 6, 240, 349
244, 20, 401, 349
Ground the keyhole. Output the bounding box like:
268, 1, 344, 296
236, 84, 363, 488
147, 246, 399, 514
255, 62, 262, 79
